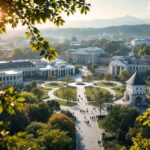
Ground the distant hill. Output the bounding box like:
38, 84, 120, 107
40, 24, 150, 38
63, 15, 150, 28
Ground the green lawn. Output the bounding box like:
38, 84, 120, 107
85, 86, 109, 101
95, 82, 117, 87
54, 86, 77, 101
41, 89, 49, 99
41, 86, 52, 90
44, 82, 65, 88
50, 99, 77, 106
112, 86, 126, 98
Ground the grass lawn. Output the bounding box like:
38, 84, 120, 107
50, 99, 77, 106
54, 86, 77, 101
85, 86, 109, 101
44, 82, 65, 88
41, 89, 49, 99
95, 82, 117, 87
41, 86, 52, 90
112, 85, 126, 98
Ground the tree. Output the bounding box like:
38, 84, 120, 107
103, 106, 139, 140
75, 65, 80, 74
31, 81, 38, 88
95, 91, 113, 116
0, 87, 25, 149
64, 74, 72, 86
129, 108, 150, 150
48, 113, 75, 138
20, 91, 37, 103
119, 70, 130, 81
25, 121, 46, 138
27, 103, 49, 122
0, 0, 90, 61
48, 75, 56, 81
40, 129, 74, 150
62, 87, 73, 102
31, 87, 44, 100
104, 74, 112, 82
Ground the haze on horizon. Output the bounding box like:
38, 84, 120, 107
6, 0, 150, 30
65, 0, 150, 20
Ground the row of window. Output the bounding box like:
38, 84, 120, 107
0, 76, 22, 81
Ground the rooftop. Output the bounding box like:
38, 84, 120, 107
0, 60, 36, 70
126, 72, 145, 85
0, 70, 22, 75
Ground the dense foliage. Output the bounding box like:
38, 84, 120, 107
0, 0, 90, 61
132, 44, 150, 59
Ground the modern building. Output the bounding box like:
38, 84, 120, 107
131, 38, 150, 46
72, 47, 108, 65
109, 56, 150, 75
0, 59, 75, 86
124, 72, 146, 107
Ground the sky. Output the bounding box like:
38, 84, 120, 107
5, 0, 150, 30
63, 0, 150, 20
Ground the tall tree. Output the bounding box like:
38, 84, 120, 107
95, 91, 112, 116
119, 70, 130, 81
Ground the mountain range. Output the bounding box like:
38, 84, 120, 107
63, 15, 150, 28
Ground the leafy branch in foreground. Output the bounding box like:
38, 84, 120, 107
0, 0, 90, 61
0, 87, 25, 149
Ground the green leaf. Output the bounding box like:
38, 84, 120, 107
0, 105, 3, 113
17, 97, 25, 102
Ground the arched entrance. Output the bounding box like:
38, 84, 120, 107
135, 97, 142, 106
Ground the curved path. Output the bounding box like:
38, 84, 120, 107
42, 79, 123, 150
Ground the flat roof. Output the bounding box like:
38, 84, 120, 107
0, 70, 22, 75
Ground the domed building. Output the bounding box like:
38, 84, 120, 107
124, 72, 146, 107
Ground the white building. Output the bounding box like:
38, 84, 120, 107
131, 38, 150, 46
72, 47, 107, 65
36, 59, 75, 78
95, 66, 109, 75
124, 72, 146, 107
0, 70, 23, 86
0, 60, 37, 79
109, 56, 150, 75
0, 59, 75, 86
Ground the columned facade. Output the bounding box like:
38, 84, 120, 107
0, 71, 23, 86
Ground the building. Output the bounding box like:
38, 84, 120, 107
0, 70, 23, 86
109, 56, 150, 75
95, 66, 109, 75
36, 59, 75, 79
72, 47, 107, 65
131, 38, 150, 46
0, 60, 37, 78
124, 72, 146, 107
0, 59, 75, 86
99, 53, 111, 64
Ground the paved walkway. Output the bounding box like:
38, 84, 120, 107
42, 79, 124, 150
62, 85, 104, 150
